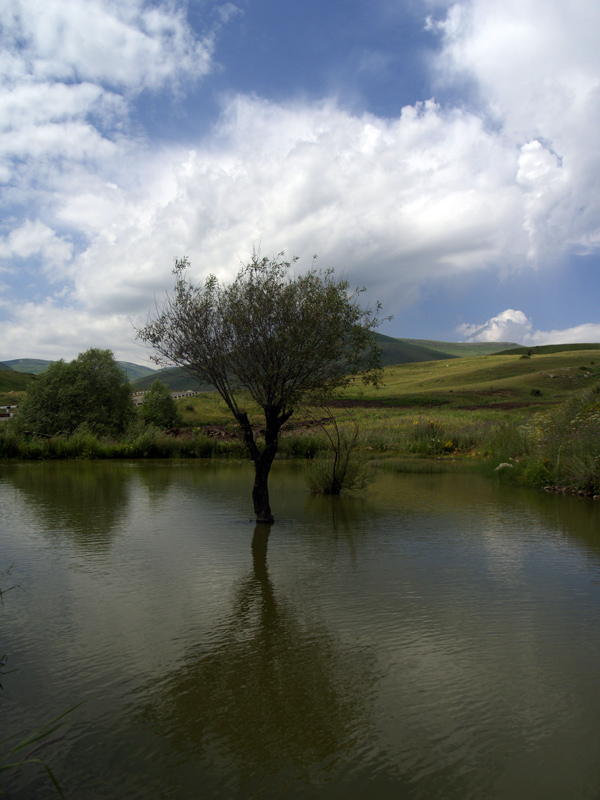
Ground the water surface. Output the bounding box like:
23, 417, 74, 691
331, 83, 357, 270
2, 460, 600, 799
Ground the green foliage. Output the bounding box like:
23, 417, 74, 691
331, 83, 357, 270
0, 424, 247, 460
138, 253, 383, 408
0, 368, 34, 393
486, 385, 600, 492
13, 349, 135, 437
139, 380, 181, 428
138, 252, 384, 522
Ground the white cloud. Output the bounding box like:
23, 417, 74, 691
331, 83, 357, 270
458, 309, 533, 343
1, 0, 600, 362
0, 0, 214, 207
430, 0, 600, 261
1, 0, 213, 91
459, 309, 600, 346
0, 298, 149, 363
0, 219, 73, 272
53, 95, 528, 320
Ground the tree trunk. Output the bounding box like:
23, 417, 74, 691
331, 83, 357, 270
252, 452, 275, 524
234, 407, 292, 524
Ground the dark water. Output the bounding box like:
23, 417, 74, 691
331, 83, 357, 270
2, 460, 600, 799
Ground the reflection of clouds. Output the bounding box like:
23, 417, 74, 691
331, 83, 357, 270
2, 461, 600, 796
139, 525, 376, 793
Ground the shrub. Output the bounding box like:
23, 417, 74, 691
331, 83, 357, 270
13, 349, 134, 437
139, 380, 181, 429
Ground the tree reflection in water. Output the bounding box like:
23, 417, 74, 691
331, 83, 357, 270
141, 524, 376, 795
3, 461, 132, 552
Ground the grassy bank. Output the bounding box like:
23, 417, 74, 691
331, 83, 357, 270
2, 348, 599, 494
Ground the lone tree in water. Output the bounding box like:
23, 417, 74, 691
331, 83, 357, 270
137, 253, 383, 523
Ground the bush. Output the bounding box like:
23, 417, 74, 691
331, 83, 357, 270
13, 349, 134, 437
139, 380, 181, 429
303, 409, 373, 494
305, 452, 372, 494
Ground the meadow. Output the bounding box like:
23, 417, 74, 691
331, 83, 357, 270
1, 348, 599, 495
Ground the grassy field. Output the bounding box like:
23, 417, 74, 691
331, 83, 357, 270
342, 350, 599, 407
173, 349, 599, 423
2, 347, 599, 494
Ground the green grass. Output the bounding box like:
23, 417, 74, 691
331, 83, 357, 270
3, 346, 600, 496
339, 350, 600, 408
0, 369, 35, 394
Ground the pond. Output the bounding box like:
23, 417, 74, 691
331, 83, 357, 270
2, 460, 600, 799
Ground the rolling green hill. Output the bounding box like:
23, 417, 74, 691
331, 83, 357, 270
6, 358, 156, 382
0, 368, 36, 393
375, 335, 519, 365
132, 367, 214, 392
375, 334, 460, 365
342, 348, 600, 410
394, 338, 519, 357
131, 336, 522, 390
117, 362, 157, 381
4, 358, 53, 375
499, 343, 600, 356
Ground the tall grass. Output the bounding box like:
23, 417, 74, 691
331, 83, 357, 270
480, 385, 600, 493
0, 424, 247, 461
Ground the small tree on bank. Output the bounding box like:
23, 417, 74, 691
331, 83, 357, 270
14, 348, 135, 437
140, 379, 181, 428
137, 253, 384, 523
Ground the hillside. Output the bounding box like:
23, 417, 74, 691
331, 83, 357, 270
0, 367, 35, 393
117, 361, 157, 381
341, 348, 600, 410
132, 367, 214, 392
131, 335, 523, 390
6, 358, 156, 382
498, 343, 600, 356
5, 358, 53, 375
392, 337, 518, 358
374, 334, 519, 365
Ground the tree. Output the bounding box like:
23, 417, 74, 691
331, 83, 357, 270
137, 253, 383, 523
139, 379, 181, 428
14, 348, 135, 437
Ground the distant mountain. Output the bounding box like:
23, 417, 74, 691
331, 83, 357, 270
390, 337, 519, 358
499, 343, 600, 356
4, 358, 53, 375
132, 367, 214, 392
117, 362, 157, 381
5, 358, 157, 382
374, 334, 519, 364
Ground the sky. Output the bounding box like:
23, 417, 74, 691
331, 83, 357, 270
1, 0, 599, 365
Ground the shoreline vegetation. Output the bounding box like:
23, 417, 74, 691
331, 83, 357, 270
1, 348, 599, 498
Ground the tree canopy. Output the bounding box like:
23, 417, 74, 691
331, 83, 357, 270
139, 379, 180, 429
138, 253, 383, 523
14, 348, 135, 437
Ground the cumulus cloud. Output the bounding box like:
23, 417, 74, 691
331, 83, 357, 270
459, 309, 600, 346
0, 219, 73, 272
429, 0, 600, 261
1, 0, 213, 90
60, 95, 529, 318
0, 298, 144, 363
458, 309, 533, 343
0, 0, 214, 209
1, 0, 600, 361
